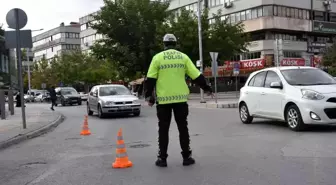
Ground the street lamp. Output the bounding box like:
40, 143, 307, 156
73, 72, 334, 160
197, 0, 206, 103
27, 28, 43, 97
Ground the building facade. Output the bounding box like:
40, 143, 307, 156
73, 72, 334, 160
79, 0, 336, 74
32, 22, 81, 62
79, 11, 104, 53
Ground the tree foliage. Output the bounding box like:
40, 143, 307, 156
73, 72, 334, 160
25, 51, 119, 90
91, 0, 250, 79
91, 0, 170, 77
322, 43, 336, 67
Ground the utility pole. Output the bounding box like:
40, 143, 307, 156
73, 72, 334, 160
26, 28, 43, 97
197, 0, 206, 103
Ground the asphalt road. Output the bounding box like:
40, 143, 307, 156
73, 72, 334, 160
1, 104, 336, 185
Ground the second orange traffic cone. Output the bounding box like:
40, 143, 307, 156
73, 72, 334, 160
80, 115, 91, 136
112, 128, 133, 168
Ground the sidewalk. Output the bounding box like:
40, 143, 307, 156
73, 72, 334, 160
0, 104, 64, 150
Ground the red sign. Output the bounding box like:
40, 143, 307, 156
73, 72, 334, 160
225, 59, 265, 70
281, 58, 305, 66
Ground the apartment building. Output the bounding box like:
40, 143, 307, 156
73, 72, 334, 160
32, 22, 81, 62
80, 0, 336, 74
169, 0, 336, 77
79, 11, 104, 53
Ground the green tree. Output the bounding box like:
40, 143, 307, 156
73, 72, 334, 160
28, 58, 58, 88
207, 10, 250, 62
91, 0, 170, 77
161, 9, 250, 66
322, 43, 336, 67
159, 8, 210, 64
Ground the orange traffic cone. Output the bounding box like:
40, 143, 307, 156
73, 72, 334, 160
112, 128, 133, 168
80, 115, 91, 136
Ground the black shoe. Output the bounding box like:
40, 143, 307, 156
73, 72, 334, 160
155, 157, 167, 167
51, 107, 54, 111
183, 157, 195, 166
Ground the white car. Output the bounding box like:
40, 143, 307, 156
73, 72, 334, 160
238, 66, 336, 131
87, 84, 141, 118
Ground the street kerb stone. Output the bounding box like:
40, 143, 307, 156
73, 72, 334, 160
0, 114, 65, 150
206, 103, 218, 108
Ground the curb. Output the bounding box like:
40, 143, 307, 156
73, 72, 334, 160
0, 114, 65, 150
205, 103, 238, 109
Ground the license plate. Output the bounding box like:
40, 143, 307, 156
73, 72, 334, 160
119, 106, 131, 109
72, 100, 77, 102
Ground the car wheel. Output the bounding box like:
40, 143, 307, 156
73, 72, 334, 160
87, 104, 93, 116
286, 105, 305, 131
61, 100, 66, 106
98, 104, 105, 118
78, 101, 82, 105
239, 103, 253, 124
133, 111, 140, 117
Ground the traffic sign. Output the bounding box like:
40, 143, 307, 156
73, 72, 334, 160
6, 8, 28, 30
233, 62, 240, 76
209, 52, 218, 62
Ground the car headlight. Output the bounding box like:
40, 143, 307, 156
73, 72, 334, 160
104, 101, 114, 106
301, 89, 324, 100
133, 100, 140, 104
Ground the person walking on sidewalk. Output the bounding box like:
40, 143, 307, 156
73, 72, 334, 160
144, 33, 213, 167
49, 86, 57, 111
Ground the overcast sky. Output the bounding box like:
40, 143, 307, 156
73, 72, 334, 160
0, 0, 104, 35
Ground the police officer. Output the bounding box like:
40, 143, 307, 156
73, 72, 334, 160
145, 33, 213, 167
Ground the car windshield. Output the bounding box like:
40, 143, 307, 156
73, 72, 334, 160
280, 68, 336, 86
99, 86, 131, 96
61, 89, 78, 95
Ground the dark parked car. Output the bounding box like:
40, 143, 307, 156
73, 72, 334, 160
55, 87, 82, 106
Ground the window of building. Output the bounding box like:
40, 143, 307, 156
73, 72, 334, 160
236, 12, 241, 22
290, 8, 295, 18
299, 9, 303, 19
313, 11, 324, 21
80, 24, 87, 31
278, 6, 283, 16
294, 8, 299, 18
263, 6, 273, 16
286, 7, 290, 17
257, 7, 263, 17
242, 52, 261, 60
273, 6, 278, 16
230, 13, 235, 23
241, 11, 246, 21
283, 51, 302, 58
246, 9, 251, 20
251, 8, 257, 19
330, 13, 336, 22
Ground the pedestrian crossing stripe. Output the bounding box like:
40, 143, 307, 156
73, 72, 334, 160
159, 63, 185, 70
157, 95, 188, 102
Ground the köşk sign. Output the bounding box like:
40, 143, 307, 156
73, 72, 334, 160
281, 58, 305, 66
225, 59, 265, 70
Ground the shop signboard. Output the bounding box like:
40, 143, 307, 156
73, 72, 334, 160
280, 58, 305, 66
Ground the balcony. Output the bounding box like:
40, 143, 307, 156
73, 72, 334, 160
247, 40, 308, 52
243, 16, 311, 32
